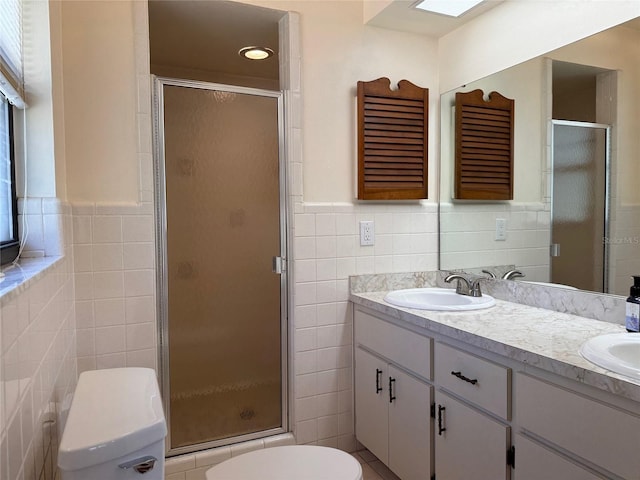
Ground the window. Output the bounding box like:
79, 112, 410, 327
0, 94, 18, 264
0, 0, 23, 265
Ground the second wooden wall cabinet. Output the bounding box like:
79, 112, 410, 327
357, 78, 429, 200
454, 89, 514, 200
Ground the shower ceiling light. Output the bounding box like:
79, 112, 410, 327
238, 46, 275, 60
414, 0, 484, 17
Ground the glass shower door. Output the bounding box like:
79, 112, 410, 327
155, 79, 286, 453
551, 121, 609, 292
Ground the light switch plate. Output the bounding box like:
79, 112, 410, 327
495, 218, 507, 241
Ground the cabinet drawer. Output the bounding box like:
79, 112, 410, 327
516, 373, 640, 480
435, 342, 511, 420
354, 309, 432, 380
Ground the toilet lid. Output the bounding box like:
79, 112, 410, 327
205, 445, 363, 480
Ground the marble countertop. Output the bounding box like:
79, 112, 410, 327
350, 290, 640, 403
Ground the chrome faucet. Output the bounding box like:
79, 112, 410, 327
502, 269, 525, 280
444, 274, 484, 297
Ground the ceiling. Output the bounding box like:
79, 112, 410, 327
365, 0, 505, 38
148, 0, 284, 82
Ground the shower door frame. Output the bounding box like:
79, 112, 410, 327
152, 76, 290, 456
550, 119, 611, 293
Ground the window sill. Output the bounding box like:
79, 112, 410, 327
0, 256, 63, 301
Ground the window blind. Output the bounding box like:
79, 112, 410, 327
0, 0, 25, 108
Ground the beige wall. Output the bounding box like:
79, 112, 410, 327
58, 0, 640, 205
61, 1, 139, 203
438, 0, 640, 93
440, 58, 546, 203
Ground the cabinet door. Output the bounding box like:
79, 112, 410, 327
388, 365, 433, 480
435, 390, 510, 480
515, 434, 604, 480
355, 347, 389, 464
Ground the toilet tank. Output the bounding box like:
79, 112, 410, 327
58, 368, 167, 480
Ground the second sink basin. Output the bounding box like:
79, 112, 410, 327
383, 287, 495, 311
580, 333, 640, 380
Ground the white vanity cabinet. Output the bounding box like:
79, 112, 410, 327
514, 434, 604, 480
434, 342, 512, 480
435, 390, 510, 480
353, 303, 640, 480
354, 310, 433, 480
514, 373, 640, 480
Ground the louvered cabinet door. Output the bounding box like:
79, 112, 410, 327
454, 89, 514, 200
357, 77, 429, 200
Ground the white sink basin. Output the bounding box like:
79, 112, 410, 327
580, 333, 640, 380
383, 287, 496, 311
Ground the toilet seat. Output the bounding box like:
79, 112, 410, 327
205, 445, 363, 480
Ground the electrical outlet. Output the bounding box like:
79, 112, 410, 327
495, 218, 507, 241
360, 220, 375, 246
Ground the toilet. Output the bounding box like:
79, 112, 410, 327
58, 368, 167, 480
58, 368, 361, 480
205, 445, 363, 480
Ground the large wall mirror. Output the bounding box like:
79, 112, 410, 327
439, 18, 640, 296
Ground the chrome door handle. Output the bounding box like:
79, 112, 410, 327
272, 256, 284, 274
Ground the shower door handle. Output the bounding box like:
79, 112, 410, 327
272, 256, 284, 274
550, 244, 561, 257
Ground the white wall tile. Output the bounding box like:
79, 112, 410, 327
126, 348, 156, 369
126, 322, 156, 351
93, 272, 124, 299
316, 259, 336, 281
295, 214, 315, 237
124, 270, 154, 297
92, 216, 122, 243
94, 299, 125, 327
294, 259, 316, 283
295, 328, 317, 352
316, 237, 336, 259
122, 215, 154, 242
123, 242, 154, 270
125, 296, 155, 325
315, 214, 336, 236
92, 243, 124, 271
94, 325, 126, 355
96, 352, 126, 369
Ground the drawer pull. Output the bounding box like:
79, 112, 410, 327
375, 369, 383, 394
437, 405, 446, 435
451, 370, 478, 385
389, 377, 396, 403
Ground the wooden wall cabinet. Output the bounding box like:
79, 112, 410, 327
454, 89, 514, 200
357, 78, 429, 200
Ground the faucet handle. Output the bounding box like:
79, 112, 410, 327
502, 269, 524, 280
482, 269, 496, 279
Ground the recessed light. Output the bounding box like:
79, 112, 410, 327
238, 46, 275, 60
414, 0, 484, 17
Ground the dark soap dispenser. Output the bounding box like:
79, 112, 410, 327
626, 276, 640, 332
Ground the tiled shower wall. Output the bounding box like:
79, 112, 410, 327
0, 201, 76, 480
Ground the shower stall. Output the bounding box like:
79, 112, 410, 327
153, 78, 288, 455
551, 120, 610, 292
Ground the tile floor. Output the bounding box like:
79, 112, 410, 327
352, 450, 401, 480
